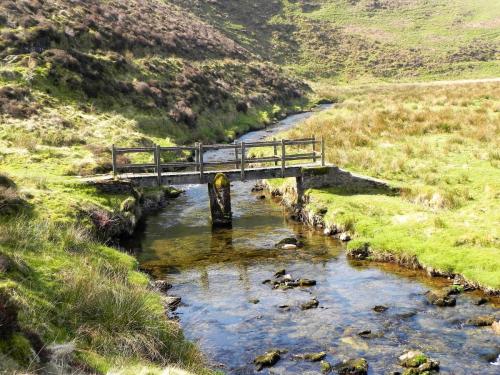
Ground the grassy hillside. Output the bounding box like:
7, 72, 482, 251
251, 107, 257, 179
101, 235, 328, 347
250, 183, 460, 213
175, 0, 500, 82
0, 0, 308, 146
276, 81, 500, 290
0, 0, 307, 373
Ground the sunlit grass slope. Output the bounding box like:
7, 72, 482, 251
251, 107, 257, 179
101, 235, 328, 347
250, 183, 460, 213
281, 81, 500, 290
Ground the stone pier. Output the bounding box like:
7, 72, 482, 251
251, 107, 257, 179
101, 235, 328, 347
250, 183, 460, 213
208, 173, 232, 227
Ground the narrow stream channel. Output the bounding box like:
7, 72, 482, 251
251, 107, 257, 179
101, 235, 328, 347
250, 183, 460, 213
126, 107, 499, 374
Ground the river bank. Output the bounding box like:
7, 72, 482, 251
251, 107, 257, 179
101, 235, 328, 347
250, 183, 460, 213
271, 81, 500, 294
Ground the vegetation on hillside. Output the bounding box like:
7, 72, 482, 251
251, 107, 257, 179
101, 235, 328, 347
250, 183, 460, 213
175, 0, 499, 82
278, 81, 500, 290
0, 0, 306, 372
0, 0, 498, 373
0, 0, 308, 145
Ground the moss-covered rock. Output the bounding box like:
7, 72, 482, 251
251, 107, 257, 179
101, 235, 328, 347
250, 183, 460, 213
254, 349, 281, 370
334, 358, 368, 375
466, 315, 496, 327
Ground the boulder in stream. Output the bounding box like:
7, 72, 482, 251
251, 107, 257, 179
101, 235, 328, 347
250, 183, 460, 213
466, 315, 496, 327
425, 290, 456, 307
399, 350, 439, 374
254, 349, 281, 370
334, 358, 368, 375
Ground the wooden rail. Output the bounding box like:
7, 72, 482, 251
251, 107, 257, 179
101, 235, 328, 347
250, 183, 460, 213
111, 137, 325, 184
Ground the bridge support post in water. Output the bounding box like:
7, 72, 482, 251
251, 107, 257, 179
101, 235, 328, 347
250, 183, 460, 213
208, 173, 232, 227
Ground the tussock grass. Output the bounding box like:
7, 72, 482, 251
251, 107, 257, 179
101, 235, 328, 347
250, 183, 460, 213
282, 81, 500, 290
0, 213, 209, 373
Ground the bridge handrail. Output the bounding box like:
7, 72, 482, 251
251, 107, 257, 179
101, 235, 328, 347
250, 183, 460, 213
111, 137, 325, 183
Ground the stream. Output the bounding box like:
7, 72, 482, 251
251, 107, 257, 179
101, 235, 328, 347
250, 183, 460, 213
125, 107, 500, 374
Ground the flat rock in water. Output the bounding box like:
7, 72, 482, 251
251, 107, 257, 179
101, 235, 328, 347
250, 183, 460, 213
298, 278, 317, 287
254, 350, 281, 370
425, 290, 456, 307
466, 315, 496, 327
282, 244, 298, 250
294, 352, 326, 362
334, 358, 368, 375
249, 298, 260, 304
301, 298, 319, 310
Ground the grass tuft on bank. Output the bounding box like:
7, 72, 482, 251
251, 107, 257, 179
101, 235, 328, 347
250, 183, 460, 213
280, 81, 500, 290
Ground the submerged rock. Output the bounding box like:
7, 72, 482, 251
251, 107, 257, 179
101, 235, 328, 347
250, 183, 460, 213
276, 237, 304, 249
254, 349, 281, 370
473, 297, 489, 306
321, 360, 332, 373
301, 298, 319, 310
334, 358, 368, 375
425, 290, 456, 307
373, 305, 388, 313
466, 315, 496, 327
249, 299, 260, 304
294, 352, 326, 362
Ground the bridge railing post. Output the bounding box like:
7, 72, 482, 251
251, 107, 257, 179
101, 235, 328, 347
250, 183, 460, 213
195, 142, 199, 172
281, 139, 286, 177
312, 136, 317, 164
112, 144, 117, 178
155, 144, 161, 186
199, 142, 204, 182
240, 142, 246, 181
321, 136, 325, 166
234, 141, 239, 169
273, 138, 278, 166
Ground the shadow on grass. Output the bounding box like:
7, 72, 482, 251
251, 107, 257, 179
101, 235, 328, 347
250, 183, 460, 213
318, 184, 400, 197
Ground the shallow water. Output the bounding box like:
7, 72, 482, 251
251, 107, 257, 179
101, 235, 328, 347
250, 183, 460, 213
128, 108, 500, 374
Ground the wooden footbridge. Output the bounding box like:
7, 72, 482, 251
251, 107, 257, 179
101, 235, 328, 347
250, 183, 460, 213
107, 137, 327, 227
111, 137, 325, 186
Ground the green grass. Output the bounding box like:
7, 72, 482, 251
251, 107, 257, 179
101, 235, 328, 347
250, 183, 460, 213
178, 0, 499, 82
276, 81, 500, 290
